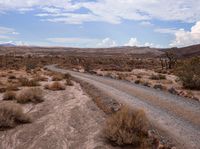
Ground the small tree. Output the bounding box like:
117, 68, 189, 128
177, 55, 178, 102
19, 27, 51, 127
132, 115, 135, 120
165, 51, 177, 69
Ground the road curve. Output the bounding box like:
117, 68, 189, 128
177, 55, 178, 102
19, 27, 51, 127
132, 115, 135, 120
46, 65, 200, 149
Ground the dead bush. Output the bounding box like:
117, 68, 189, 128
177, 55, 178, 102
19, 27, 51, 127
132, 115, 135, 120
104, 106, 149, 147
0, 102, 31, 129
34, 75, 48, 82
149, 74, 166, 80
8, 75, 16, 80
176, 57, 200, 90
45, 82, 65, 91
52, 74, 64, 81
17, 88, 44, 103
3, 91, 16, 100
135, 80, 141, 84
19, 77, 40, 87
64, 73, 72, 79
6, 84, 20, 91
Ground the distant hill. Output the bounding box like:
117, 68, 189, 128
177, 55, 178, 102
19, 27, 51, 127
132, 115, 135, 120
0, 44, 200, 58
0, 43, 16, 47
163, 44, 200, 58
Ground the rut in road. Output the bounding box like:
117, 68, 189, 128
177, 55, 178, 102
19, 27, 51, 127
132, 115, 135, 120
47, 65, 200, 149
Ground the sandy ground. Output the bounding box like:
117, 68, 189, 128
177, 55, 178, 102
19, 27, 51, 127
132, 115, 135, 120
0, 81, 117, 149
48, 65, 200, 149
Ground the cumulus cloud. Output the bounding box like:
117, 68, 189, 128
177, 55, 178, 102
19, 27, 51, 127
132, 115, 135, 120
170, 21, 200, 47
125, 38, 140, 47
125, 37, 161, 48
97, 38, 117, 48
0, 0, 200, 24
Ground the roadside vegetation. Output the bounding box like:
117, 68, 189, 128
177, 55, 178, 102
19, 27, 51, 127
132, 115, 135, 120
104, 105, 150, 147
17, 88, 44, 104
0, 102, 31, 130
176, 57, 200, 90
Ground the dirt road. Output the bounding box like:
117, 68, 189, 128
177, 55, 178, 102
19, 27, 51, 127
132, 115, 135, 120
47, 65, 200, 149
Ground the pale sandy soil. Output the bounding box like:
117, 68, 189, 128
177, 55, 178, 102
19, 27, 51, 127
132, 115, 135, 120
95, 69, 200, 101
47, 65, 200, 149
0, 69, 118, 149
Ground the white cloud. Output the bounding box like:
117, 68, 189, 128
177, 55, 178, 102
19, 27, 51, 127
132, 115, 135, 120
170, 21, 200, 47
97, 38, 117, 48
1, 0, 200, 24
125, 37, 161, 48
139, 21, 154, 27
154, 28, 177, 34
125, 38, 140, 47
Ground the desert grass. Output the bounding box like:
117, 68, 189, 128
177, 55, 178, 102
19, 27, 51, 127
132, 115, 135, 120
34, 75, 48, 82
3, 91, 16, 100
45, 81, 65, 91
52, 73, 64, 81
149, 74, 166, 80
0, 102, 31, 129
18, 77, 40, 87
104, 105, 149, 147
17, 88, 44, 103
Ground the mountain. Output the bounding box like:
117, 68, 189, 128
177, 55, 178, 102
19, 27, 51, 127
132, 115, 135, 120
165, 44, 200, 58
0, 43, 16, 47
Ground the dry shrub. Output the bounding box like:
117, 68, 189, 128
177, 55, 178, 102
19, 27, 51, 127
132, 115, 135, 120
149, 74, 166, 80
65, 73, 73, 86
6, 84, 20, 91
3, 91, 16, 100
17, 88, 44, 103
176, 57, 200, 90
0, 86, 6, 93
135, 79, 141, 84
104, 106, 149, 147
34, 75, 48, 82
52, 74, 64, 81
66, 79, 73, 86
0, 102, 31, 129
45, 82, 65, 91
19, 77, 40, 87
8, 75, 16, 80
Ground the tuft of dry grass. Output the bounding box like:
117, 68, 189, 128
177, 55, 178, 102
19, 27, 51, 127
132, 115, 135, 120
17, 88, 44, 103
150, 74, 166, 80
18, 77, 40, 87
45, 81, 65, 91
34, 75, 48, 82
6, 84, 20, 91
52, 73, 64, 81
104, 105, 149, 147
0, 102, 31, 129
3, 91, 16, 100
8, 75, 16, 80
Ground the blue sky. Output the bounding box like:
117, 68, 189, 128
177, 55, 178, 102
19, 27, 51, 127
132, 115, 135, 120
0, 0, 200, 48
